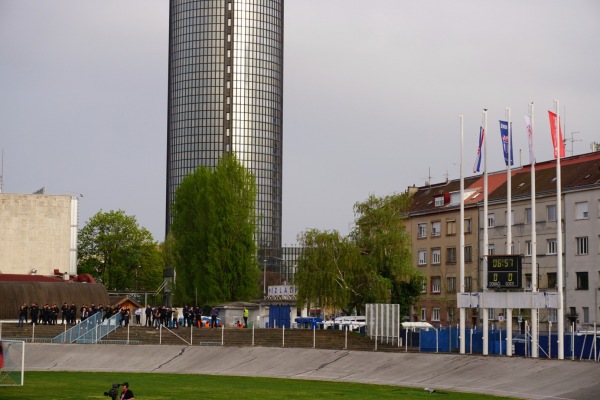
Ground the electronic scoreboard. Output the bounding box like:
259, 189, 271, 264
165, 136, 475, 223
487, 255, 522, 289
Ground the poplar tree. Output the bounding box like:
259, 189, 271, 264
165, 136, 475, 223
169, 154, 259, 305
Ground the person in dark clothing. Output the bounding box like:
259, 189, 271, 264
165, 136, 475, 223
145, 304, 152, 327
61, 302, 69, 324
103, 306, 112, 322
18, 304, 28, 327
30, 303, 39, 325
195, 306, 203, 328
119, 382, 135, 400
69, 303, 77, 324
210, 306, 219, 328
51, 304, 59, 325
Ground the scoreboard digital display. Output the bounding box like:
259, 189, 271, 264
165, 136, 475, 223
487, 255, 522, 289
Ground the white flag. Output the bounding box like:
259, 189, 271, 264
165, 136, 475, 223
524, 114, 535, 164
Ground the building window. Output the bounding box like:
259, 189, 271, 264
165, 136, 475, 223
464, 276, 473, 292
488, 243, 495, 255
570, 307, 577, 317
547, 273, 557, 289
576, 237, 588, 255
488, 213, 495, 227
447, 277, 456, 293
447, 307, 456, 322
547, 204, 557, 222
417, 223, 427, 238
576, 272, 589, 290
525, 240, 532, 256
464, 245, 473, 263
525, 208, 532, 224
446, 247, 457, 264
431, 248, 441, 265
488, 308, 496, 320
432, 308, 441, 322
505, 210, 514, 226
421, 307, 427, 321
434, 196, 444, 207
418, 249, 427, 265
582, 307, 590, 323
421, 278, 427, 293
446, 219, 456, 236
575, 201, 589, 219
464, 218, 472, 233
525, 273, 532, 289
547, 239, 557, 255
431, 277, 441, 293
431, 221, 441, 237
549, 309, 557, 323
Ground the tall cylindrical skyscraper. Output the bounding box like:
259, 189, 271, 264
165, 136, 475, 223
166, 0, 283, 254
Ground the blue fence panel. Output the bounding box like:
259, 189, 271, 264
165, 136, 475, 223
269, 305, 291, 329
411, 327, 598, 358
419, 330, 437, 352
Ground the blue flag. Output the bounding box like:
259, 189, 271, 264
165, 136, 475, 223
499, 120, 514, 166
473, 126, 484, 173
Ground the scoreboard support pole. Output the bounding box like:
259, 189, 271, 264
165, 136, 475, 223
506, 308, 512, 356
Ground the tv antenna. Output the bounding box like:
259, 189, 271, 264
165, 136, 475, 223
564, 131, 581, 156
422, 167, 433, 187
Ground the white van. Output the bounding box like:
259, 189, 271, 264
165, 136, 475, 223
323, 316, 366, 331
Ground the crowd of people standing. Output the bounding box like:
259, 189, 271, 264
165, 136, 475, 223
17, 302, 223, 329
17, 302, 107, 327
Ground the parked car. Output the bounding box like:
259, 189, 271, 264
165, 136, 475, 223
322, 316, 366, 331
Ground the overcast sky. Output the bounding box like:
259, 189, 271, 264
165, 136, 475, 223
2, 1, 599, 245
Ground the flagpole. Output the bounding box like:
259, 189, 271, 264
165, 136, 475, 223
459, 114, 466, 354
505, 107, 513, 356
555, 99, 564, 360
529, 102, 539, 358
482, 109, 489, 356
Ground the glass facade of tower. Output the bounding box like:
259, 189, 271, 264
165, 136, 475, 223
166, 0, 283, 253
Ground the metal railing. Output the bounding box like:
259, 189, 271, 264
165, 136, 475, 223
52, 313, 121, 344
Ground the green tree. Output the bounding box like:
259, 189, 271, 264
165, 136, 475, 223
168, 154, 259, 305
294, 229, 362, 314
351, 193, 421, 312
77, 210, 163, 291
296, 192, 421, 316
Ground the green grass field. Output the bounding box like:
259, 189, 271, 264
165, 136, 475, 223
0, 371, 518, 400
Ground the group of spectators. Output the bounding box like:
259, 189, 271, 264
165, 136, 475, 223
17, 302, 106, 327
17, 302, 222, 330
143, 305, 220, 329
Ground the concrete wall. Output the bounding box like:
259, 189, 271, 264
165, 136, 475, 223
0, 193, 75, 276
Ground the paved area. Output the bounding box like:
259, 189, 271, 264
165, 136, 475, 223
24, 344, 600, 399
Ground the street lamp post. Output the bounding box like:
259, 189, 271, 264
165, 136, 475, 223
262, 259, 267, 297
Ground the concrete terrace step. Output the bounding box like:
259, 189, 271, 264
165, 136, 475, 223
1, 322, 403, 352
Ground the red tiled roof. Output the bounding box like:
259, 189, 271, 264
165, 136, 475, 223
408, 151, 600, 213
0, 274, 68, 283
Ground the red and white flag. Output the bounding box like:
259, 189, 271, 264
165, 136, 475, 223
524, 114, 535, 164
473, 126, 484, 173
548, 111, 565, 158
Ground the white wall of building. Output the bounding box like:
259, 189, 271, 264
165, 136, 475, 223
0, 193, 76, 276
564, 189, 600, 326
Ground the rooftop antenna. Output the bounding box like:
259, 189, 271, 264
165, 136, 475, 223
564, 131, 581, 156
423, 166, 432, 187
